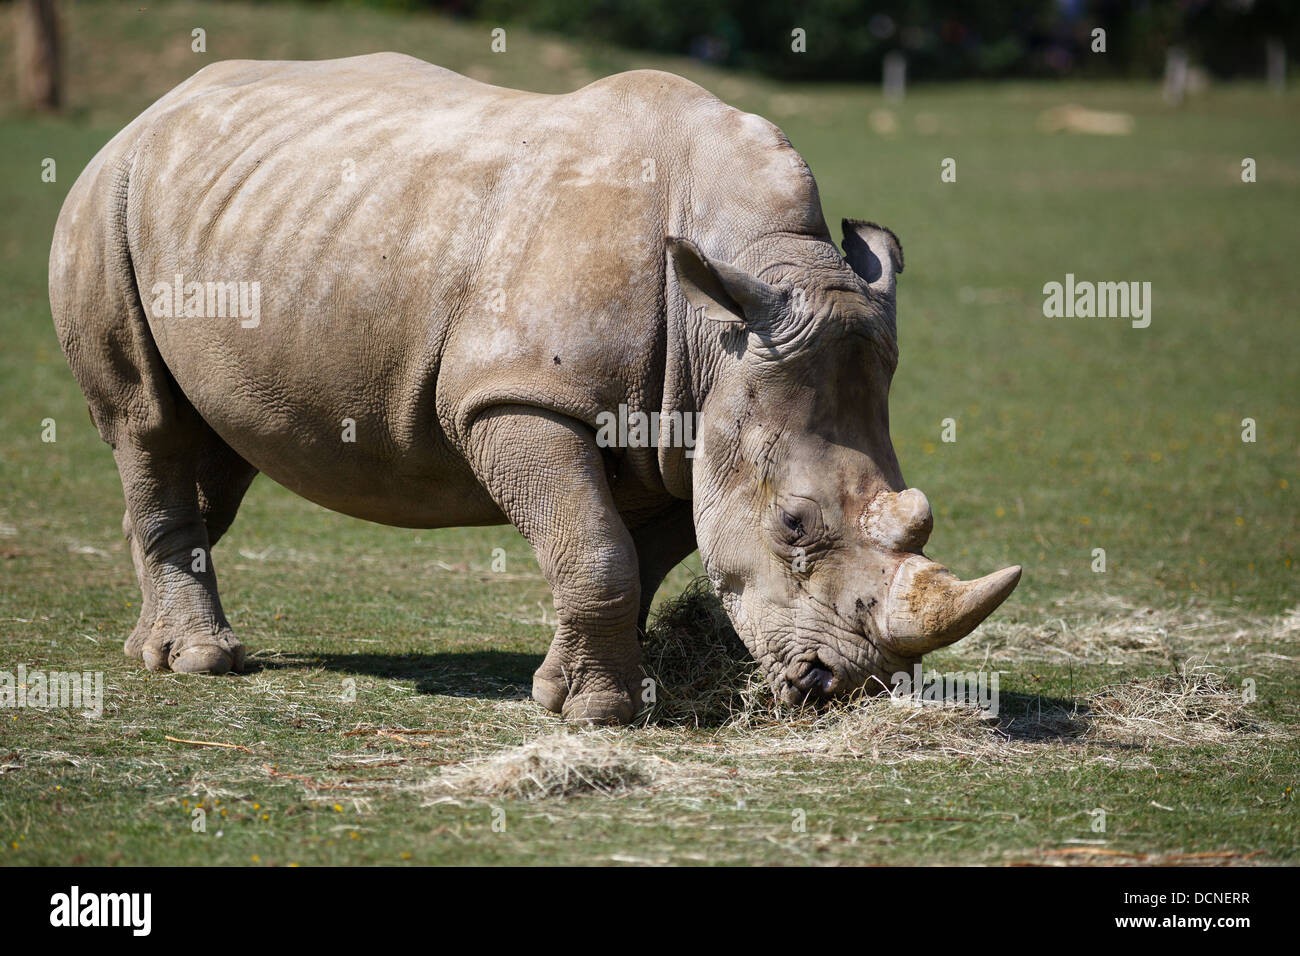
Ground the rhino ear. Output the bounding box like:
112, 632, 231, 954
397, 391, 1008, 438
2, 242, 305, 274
842, 219, 903, 297
666, 237, 782, 329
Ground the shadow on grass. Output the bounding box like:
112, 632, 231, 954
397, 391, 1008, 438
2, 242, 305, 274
642, 689, 1105, 737
250, 650, 539, 700
988, 692, 1093, 741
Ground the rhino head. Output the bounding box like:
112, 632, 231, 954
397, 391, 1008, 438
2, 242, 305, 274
667, 219, 1021, 705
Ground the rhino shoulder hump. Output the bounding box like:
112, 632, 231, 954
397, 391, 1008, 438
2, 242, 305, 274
574, 69, 724, 112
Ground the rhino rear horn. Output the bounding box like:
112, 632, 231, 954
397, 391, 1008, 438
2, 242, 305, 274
883, 555, 1021, 655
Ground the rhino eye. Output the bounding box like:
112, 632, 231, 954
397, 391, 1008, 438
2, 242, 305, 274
779, 508, 806, 537
774, 497, 821, 543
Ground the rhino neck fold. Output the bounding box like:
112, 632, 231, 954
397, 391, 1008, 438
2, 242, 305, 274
656, 295, 700, 501
657, 232, 840, 502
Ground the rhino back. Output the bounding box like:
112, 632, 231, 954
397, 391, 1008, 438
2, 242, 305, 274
74, 54, 825, 525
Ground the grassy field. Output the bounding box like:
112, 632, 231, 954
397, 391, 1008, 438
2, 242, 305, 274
0, 0, 1296, 866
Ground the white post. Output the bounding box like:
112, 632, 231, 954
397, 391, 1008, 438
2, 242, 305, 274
883, 51, 905, 103
1163, 47, 1188, 106
1266, 39, 1285, 94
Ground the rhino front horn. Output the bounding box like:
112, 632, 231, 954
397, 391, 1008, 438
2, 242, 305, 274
883, 555, 1022, 655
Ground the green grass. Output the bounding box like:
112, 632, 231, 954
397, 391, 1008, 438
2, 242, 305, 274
0, 0, 1296, 866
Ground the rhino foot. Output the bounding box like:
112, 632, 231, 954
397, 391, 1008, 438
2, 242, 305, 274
532, 661, 639, 725
126, 619, 245, 675
562, 693, 637, 725
532, 674, 568, 714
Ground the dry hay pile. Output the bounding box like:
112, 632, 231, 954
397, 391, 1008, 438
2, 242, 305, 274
763, 696, 1013, 765
1085, 660, 1259, 745
972, 598, 1177, 665
428, 732, 668, 801
1037, 103, 1135, 136
637, 580, 1265, 756
722, 662, 1264, 767
638, 577, 772, 727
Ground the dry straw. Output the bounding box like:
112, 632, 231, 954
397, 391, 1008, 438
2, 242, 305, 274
1085, 660, 1259, 744
637, 576, 771, 728
428, 731, 668, 801
424, 582, 1267, 800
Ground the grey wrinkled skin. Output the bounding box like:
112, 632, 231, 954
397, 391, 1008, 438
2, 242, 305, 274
49, 54, 1020, 724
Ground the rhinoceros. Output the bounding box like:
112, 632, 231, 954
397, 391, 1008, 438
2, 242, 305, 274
50, 54, 1020, 724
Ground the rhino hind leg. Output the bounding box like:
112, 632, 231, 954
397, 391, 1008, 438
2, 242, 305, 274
121, 507, 155, 663
51, 149, 247, 674
467, 405, 644, 724
113, 412, 251, 675
195, 436, 258, 549
121, 431, 257, 653
630, 504, 697, 635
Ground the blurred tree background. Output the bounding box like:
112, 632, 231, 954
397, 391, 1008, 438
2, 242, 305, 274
284, 0, 1298, 82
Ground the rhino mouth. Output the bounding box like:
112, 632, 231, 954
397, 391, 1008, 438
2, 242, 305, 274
717, 581, 913, 706
772, 594, 940, 702
778, 641, 902, 706
784, 652, 840, 702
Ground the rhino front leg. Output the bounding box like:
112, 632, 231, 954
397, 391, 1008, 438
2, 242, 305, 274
467, 405, 644, 724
